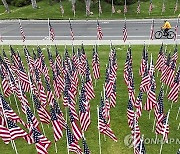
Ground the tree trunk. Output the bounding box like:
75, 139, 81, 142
2, 0, 10, 13
31, 0, 38, 9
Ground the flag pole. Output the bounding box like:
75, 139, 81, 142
54, 141, 58, 153
97, 105, 102, 154
65, 108, 70, 154
177, 123, 180, 130
176, 107, 180, 120
48, 18, 50, 41
103, 85, 107, 142
159, 110, 170, 154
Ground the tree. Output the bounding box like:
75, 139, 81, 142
2, 0, 10, 13
31, 0, 38, 8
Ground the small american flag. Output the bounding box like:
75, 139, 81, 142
32, 127, 51, 154
50, 106, 63, 142
92, 47, 100, 79
66, 125, 82, 154
137, 0, 141, 14
97, 20, 103, 40
69, 19, 75, 40
0, 125, 11, 144
167, 65, 180, 103
48, 19, 55, 41
19, 20, 26, 42
149, 19, 154, 40
82, 137, 90, 154
123, 20, 128, 42
98, 104, 117, 142
149, 0, 153, 14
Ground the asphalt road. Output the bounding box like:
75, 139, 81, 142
0, 19, 179, 41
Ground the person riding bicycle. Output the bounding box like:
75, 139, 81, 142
161, 20, 172, 36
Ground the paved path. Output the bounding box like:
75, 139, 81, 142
0, 19, 179, 44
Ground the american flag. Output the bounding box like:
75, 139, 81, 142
149, 19, 154, 40
82, 137, 90, 154
134, 91, 143, 119
110, 79, 116, 108
174, 23, 178, 41
85, 61, 95, 101
69, 19, 75, 40
145, 82, 156, 111
155, 44, 164, 72
66, 125, 82, 154
0, 125, 11, 144
79, 83, 91, 132
19, 20, 26, 42
45, 77, 54, 106
149, 0, 153, 14
32, 127, 51, 154
131, 114, 141, 150
26, 106, 39, 130
139, 45, 147, 77
53, 99, 67, 130
48, 19, 55, 41
165, 60, 176, 87
50, 106, 63, 142
127, 98, 135, 129
69, 109, 82, 141
174, 0, 178, 13
124, 0, 127, 13
97, 20, 103, 40
98, 105, 117, 142
160, 54, 171, 83
135, 136, 146, 154
160, 112, 170, 142
33, 94, 51, 124
123, 20, 128, 42
137, 0, 141, 14
154, 86, 164, 134
92, 47, 100, 79
7, 118, 28, 141
0, 67, 12, 97
0, 94, 26, 127
167, 66, 180, 103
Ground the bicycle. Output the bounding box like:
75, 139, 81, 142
154, 28, 175, 39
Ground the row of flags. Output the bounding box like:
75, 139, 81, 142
0, 44, 101, 153
58, 0, 179, 16
124, 43, 179, 153
0, 43, 179, 153
0, 18, 178, 44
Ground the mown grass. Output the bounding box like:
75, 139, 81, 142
0, 0, 180, 20
0, 44, 179, 154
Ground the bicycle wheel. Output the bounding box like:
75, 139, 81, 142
155, 31, 163, 39
167, 31, 175, 39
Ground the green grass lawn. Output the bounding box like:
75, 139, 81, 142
0, 0, 180, 20
0, 44, 179, 154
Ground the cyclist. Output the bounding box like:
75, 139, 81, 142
161, 20, 172, 36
